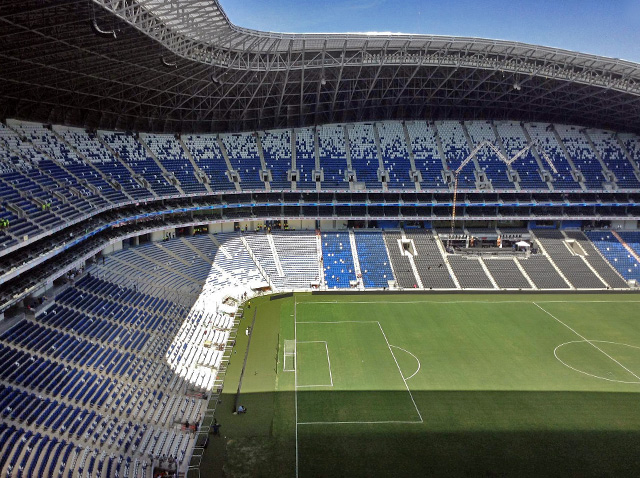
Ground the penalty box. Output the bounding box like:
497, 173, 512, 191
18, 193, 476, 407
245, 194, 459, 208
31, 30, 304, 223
294, 321, 422, 425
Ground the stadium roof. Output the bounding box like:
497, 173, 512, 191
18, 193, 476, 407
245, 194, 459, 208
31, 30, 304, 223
1, 0, 640, 134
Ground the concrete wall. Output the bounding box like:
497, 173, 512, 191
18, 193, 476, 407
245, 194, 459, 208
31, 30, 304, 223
287, 219, 316, 230
221, 222, 234, 233
151, 228, 175, 242
102, 240, 123, 256
611, 220, 639, 230
320, 219, 348, 230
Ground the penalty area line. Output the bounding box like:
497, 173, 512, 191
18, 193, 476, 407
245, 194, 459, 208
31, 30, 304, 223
378, 322, 423, 423
390, 344, 421, 380
298, 419, 423, 425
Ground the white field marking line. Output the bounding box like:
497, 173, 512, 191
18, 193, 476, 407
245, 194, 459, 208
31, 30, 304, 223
296, 384, 334, 388
294, 297, 299, 478
295, 341, 333, 388
325, 341, 334, 386
390, 345, 421, 380
377, 322, 423, 423
298, 420, 423, 425
283, 353, 295, 372
299, 300, 640, 305
533, 302, 640, 382
554, 340, 640, 384
297, 320, 379, 324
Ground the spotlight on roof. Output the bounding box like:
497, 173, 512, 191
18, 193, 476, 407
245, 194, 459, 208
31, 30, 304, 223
90, 19, 117, 39
161, 56, 177, 69
320, 77, 327, 86
211, 74, 222, 84
513, 82, 522, 91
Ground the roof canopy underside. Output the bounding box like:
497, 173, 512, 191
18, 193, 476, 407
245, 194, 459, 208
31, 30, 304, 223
1, 0, 639, 134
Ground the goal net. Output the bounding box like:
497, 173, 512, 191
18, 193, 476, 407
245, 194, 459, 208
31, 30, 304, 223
283, 339, 296, 372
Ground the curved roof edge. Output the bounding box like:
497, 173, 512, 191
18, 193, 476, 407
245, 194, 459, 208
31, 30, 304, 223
93, 0, 640, 96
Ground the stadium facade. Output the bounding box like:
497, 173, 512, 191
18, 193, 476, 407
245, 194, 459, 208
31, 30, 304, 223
0, 1, 640, 477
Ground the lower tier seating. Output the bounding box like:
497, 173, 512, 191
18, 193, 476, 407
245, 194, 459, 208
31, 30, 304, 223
354, 231, 394, 288
483, 258, 532, 289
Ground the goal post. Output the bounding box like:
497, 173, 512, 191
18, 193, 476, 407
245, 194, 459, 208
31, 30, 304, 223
283, 339, 296, 372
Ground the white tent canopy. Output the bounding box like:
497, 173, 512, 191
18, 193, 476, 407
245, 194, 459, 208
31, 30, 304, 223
516, 240, 531, 248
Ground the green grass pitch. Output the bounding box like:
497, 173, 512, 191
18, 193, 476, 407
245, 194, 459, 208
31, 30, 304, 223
201, 293, 640, 477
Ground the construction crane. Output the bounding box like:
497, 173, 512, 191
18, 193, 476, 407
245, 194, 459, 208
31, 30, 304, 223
447, 140, 557, 249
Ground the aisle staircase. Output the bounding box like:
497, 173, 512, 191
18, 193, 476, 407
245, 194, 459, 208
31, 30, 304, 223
348, 229, 364, 289
611, 230, 640, 264
266, 232, 285, 277
400, 230, 424, 289
513, 257, 537, 289
529, 230, 575, 289
432, 232, 461, 289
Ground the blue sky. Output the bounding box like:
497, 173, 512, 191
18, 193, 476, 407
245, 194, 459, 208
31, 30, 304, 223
221, 0, 640, 63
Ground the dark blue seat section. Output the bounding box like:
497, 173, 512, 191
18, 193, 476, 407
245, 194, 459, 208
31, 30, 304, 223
294, 127, 318, 189
354, 231, 394, 288
378, 121, 414, 190
143, 134, 208, 194
221, 132, 265, 190
318, 124, 349, 189
348, 124, 382, 189
585, 231, 640, 282
321, 231, 356, 288
101, 131, 180, 196
0, 120, 639, 250
0, 267, 193, 476
261, 129, 292, 190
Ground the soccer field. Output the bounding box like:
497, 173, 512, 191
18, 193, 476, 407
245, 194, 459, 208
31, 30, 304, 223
205, 293, 640, 477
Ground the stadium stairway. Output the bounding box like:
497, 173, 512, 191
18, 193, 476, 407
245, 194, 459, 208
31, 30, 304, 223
348, 229, 364, 289
612, 230, 640, 264
180, 237, 214, 265
560, 230, 622, 288
177, 136, 214, 193
401, 230, 424, 288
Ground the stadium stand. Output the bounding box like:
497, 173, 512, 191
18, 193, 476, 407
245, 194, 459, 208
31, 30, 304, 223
318, 124, 349, 189
466, 120, 513, 189
377, 121, 414, 189
587, 129, 640, 189
100, 131, 179, 197
321, 231, 357, 288
524, 123, 580, 190
495, 121, 550, 190
1, 117, 640, 478
383, 231, 419, 288
347, 123, 381, 189
406, 121, 448, 189
532, 230, 605, 288
271, 230, 320, 289
404, 230, 458, 289
483, 258, 533, 289
517, 255, 571, 289
562, 231, 629, 288
354, 230, 394, 288
221, 133, 265, 190
140, 133, 208, 194
261, 129, 293, 190
293, 127, 317, 189
555, 125, 605, 189
586, 231, 640, 282
447, 256, 494, 289
436, 121, 476, 189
